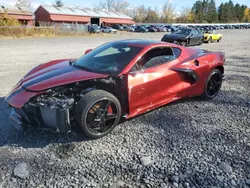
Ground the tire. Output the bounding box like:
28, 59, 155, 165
217, 37, 222, 42
207, 37, 212, 44
75, 90, 121, 139
201, 69, 222, 100
181, 40, 188, 46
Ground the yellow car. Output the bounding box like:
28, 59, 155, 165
204, 30, 222, 43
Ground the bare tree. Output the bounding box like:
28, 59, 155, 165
112, 0, 130, 13
16, 0, 31, 7
161, 0, 176, 23
131, 5, 147, 23
95, 0, 130, 13
96, 0, 115, 11
176, 6, 192, 23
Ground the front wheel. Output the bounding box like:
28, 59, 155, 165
201, 69, 222, 100
75, 90, 121, 139
180, 40, 188, 46
217, 37, 222, 42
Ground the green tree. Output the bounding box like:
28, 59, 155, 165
228, 0, 235, 22
55, 0, 64, 7
240, 5, 248, 22
234, 3, 241, 22
206, 0, 218, 23
192, 0, 205, 23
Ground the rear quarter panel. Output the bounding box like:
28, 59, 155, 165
174, 48, 225, 97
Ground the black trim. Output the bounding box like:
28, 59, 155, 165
171, 68, 199, 84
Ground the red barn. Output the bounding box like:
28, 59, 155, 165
34, 5, 135, 26
0, 4, 33, 26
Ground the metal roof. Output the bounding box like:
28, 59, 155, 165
0, 4, 32, 15
40, 5, 132, 20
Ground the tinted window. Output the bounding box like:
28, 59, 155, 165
173, 29, 191, 35
135, 47, 175, 70
73, 43, 143, 74
172, 47, 181, 58
192, 30, 199, 35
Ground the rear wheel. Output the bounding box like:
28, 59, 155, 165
217, 37, 222, 42
201, 69, 222, 100
207, 37, 212, 44
75, 90, 121, 139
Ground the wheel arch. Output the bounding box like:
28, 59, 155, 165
83, 78, 129, 116
214, 65, 224, 75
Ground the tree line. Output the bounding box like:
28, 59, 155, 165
12, 0, 250, 23
95, 0, 250, 23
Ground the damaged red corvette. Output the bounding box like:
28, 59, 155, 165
5, 39, 225, 138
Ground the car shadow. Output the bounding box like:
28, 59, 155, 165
0, 97, 92, 148
0, 85, 248, 150
1, 86, 249, 186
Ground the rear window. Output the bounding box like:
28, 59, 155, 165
172, 47, 181, 58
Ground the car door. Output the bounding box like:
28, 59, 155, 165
189, 30, 197, 45
127, 47, 185, 118
193, 30, 201, 44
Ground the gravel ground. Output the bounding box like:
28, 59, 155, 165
0, 30, 249, 188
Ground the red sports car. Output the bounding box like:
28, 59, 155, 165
5, 40, 225, 138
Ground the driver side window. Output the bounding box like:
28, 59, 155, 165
134, 47, 175, 70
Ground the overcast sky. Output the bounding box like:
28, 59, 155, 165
0, 0, 249, 11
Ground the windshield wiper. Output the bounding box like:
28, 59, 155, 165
69, 59, 76, 65
72, 63, 95, 72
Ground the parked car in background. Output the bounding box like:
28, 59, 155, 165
155, 26, 167, 32
88, 24, 101, 33
134, 26, 148, 33
123, 25, 134, 32
101, 27, 117, 33
165, 25, 178, 32
204, 30, 222, 43
161, 28, 204, 46
147, 26, 158, 32
112, 24, 124, 31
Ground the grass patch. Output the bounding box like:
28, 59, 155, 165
0, 27, 122, 38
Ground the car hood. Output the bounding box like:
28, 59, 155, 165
20, 59, 108, 91
163, 33, 187, 40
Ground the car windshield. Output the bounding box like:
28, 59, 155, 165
73, 42, 143, 75
205, 30, 214, 34
173, 29, 191, 35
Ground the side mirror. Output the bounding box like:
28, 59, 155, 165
85, 49, 92, 55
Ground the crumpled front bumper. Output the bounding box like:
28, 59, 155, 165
8, 106, 71, 134
9, 108, 24, 131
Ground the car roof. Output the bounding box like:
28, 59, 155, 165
112, 39, 173, 48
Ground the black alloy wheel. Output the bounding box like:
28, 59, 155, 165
85, 99, 118, 135
201, 69, 222, 100
75, 90, 121, 139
